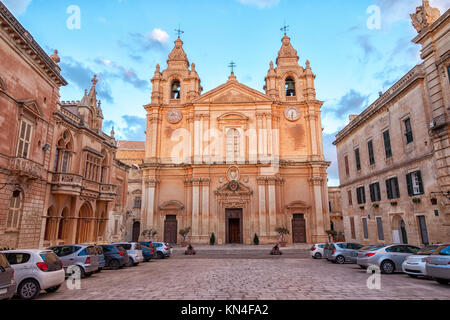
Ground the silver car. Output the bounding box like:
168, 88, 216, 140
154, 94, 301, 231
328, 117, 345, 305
426, 244, 450, 285
49, 245, 99, 278
402, 244, 441, 278
0, 252, 16, 300
1, 250, 65, 300
323, 242, 364, 264
114, 242, 144, 266
357, 244, 420, 274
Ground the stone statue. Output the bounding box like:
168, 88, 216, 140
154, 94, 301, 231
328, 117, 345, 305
411, 0, 441, 33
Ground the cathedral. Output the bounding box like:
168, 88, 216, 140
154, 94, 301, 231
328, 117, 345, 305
141, 33, 331, 245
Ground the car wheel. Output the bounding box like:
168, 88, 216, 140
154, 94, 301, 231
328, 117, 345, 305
380, 260, 395, 274
157, 252, 164, 259
45, 285, 61, 294
69, 265, 85, 279
109, 259, 120, 270
359, 265, 367, 269
335, 255, 345, 264
436, 278, 449, 285
126, 258, 134, 267
314, 253, 322, 259
84, 272, 93, 278
18, 279, 41, 300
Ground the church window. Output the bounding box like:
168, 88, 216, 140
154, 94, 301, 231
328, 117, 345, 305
54, 131, 73, 173
285, 77, 296, 97
171, 80, 181, 99
226, 128, 240, 163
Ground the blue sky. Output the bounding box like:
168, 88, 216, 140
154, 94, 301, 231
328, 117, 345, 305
3, 0, 449, 186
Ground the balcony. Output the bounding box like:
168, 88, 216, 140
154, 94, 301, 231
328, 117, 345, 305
10, 157, 44, 180
99, 184, 118, 202
51, 173, 83, 195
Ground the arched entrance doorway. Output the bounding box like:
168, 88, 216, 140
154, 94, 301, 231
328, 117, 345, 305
76, 203, 94, 244
132, 221, 141, 242
44, 207, 58, 243
392, 215, 408, 244
58, 208, 70, 243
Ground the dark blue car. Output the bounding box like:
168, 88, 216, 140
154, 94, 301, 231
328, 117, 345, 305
141, 245, 154, 262
100, 245, 128, 270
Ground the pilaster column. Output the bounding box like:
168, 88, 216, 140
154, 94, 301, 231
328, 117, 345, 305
194, 115, 201, 164
201, 178, 210, 236
257, 177, 267, 236
267, 178, 277, 236
307, 106, 318, 156
149, 113, 160, 159
267, 114, 273, 156
192, 178, 201, 236
310, 176, 326, 240
144, 178, 158, 230
257, 113, 264, 162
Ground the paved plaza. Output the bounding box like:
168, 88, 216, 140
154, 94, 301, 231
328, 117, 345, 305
36, 245, 450, 300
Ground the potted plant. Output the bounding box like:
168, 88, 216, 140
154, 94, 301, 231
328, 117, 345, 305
141, 229, 158, 242
210, 232, 216, 245
185, 244, 196, 255
253, 233, 259, 245
412, 197, 421, 204
372, 203, 379, 208
270, 244, 282, 255
275, 227, 290, 247
179, 227, 191, 247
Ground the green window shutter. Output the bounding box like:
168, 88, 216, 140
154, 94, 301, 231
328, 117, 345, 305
406, 173, 413, 196
394, 178, 400, 198
416, 171, 424, 194
386, 180, 392, 199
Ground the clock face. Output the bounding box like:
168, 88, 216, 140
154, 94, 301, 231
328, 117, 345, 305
166, 109, 183, 124
284, 106, 301, 121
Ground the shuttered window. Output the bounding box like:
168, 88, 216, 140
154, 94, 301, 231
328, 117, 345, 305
16, 120, 33, 158
406, 171, 424, 196
368, 140, 375, 165
383, 130, 392, 159
362, 218, 369, 239
356, 186, 366, 204
7, 194, 22, 229
344, 155, 350, 177
369, 182, 381, 202
348, 190, 353, 206
386, 177, 400, 199
404, 118, 413, 144
376, 217, 384, 240
355, 148, 361, 171
417, 216, 429, 245
350, 217, 356, 239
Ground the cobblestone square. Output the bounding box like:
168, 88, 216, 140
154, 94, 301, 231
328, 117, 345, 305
37, 246, 450, 300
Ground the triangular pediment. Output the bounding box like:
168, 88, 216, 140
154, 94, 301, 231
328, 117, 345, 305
18, 99, 44, 118
193, 80, 273, 104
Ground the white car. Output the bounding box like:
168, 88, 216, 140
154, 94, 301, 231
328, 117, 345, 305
310, 244, 325, 259
402, 244, 442, 278
114, 242, 144, 266
1, 249, 65, 300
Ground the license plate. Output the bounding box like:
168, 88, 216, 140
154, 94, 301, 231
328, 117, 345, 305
0, 288, 7, 295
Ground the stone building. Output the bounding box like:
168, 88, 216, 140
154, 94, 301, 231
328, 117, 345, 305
116, 141, 145, 242
141, 33, 330, 245
333, 2, 449, 247
328, 187, 344, 238
0, 2, 128, 249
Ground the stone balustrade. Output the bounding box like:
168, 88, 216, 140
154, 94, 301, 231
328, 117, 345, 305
9, 157, 44, 179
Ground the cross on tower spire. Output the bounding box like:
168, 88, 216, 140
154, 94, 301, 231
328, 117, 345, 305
228, 61, 236, 74
175, 25, 184, 39
280, 21, 289, 35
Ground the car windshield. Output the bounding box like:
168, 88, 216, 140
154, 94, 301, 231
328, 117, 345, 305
39, 251, 62, 271
5, 253, 31, 265
416, 245, 440, 255
119, 244, 131, 250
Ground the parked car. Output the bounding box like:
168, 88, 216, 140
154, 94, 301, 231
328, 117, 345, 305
114, 242, 144, 267
350, 245, 385, 264
323, 242, 364, 264
310, 244, 325, 259
0, 252, 16, 300
100, 244, 128, 270
48, 245, 99, 278
402, 244, 441, 278
1, 250, 65, 300
141, 245, 154, 262
152, 242, 172, 259
426, 244, 450, 285
357, 244, 420, 274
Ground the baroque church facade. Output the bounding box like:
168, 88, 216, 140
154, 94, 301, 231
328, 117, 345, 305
141, 34, 330, 245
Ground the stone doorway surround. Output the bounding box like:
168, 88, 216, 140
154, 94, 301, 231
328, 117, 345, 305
226, 208, 243, 244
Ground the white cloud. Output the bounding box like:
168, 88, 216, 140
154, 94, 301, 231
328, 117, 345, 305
150, 28, 169, 44
2, 0, 32, 16
236, 0, 280, 9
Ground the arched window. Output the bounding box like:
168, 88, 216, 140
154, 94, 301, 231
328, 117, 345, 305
54, 130, 73, 173
134, 196, 142, 208
226, 128, 240, 163
285, 77, 296, 97
171, 80, 181, 99
6, 190, 22, 230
